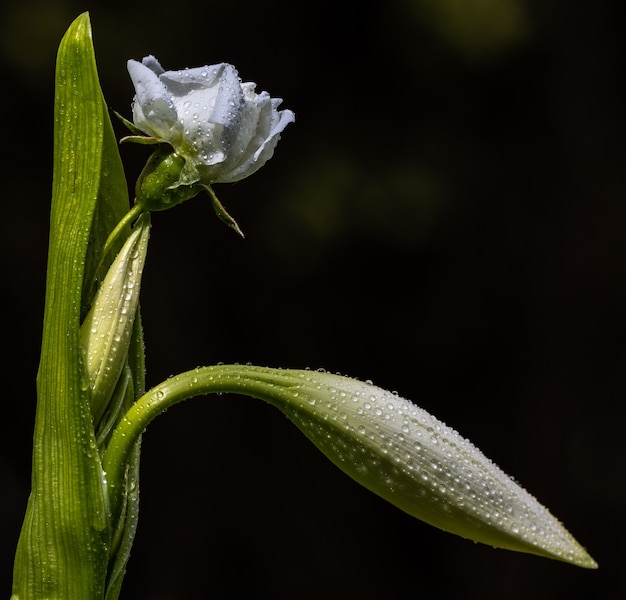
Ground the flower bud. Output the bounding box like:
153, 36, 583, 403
127, 56, 294, 187
80, 214, 150, 424
278, 370, 597, 568
135, 146, 202, 212
107, 364, 597, 569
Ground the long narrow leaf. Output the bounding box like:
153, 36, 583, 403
12, 13, 135, 600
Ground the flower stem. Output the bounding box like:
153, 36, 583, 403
95, 203, 144, 278
101, 365, 300, 520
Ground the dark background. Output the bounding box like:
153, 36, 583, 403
1, 0, 623, 598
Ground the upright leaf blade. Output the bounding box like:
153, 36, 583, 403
12, 13, 133, 599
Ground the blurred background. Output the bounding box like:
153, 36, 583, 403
1, 0, 624, 597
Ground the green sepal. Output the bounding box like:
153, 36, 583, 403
120, 135, 161, 145
114, 110, 161, 146
203, 184, 245, 238
113, 110, 145, 137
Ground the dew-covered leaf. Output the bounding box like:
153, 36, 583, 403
12, 13, 142, 600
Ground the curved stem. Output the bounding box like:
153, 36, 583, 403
95, 203, 144, 279
102, 365, 301, 520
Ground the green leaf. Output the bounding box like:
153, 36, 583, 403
82, 98, 134, 315
12, 13, 138, 600
103, 365, 597, 571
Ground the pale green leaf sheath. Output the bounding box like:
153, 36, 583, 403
103, 365, 597, 570
81, 214, 150, 425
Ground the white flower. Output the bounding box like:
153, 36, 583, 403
127, 56, 294, 186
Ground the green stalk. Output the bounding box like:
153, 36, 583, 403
102, 365, 297, 522
91, 203, 144, 286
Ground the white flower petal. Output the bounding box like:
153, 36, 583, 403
160, 63, 224, 88
141, 54, 165, 75
128, 59, 178, 139
221, 106, 294, 183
